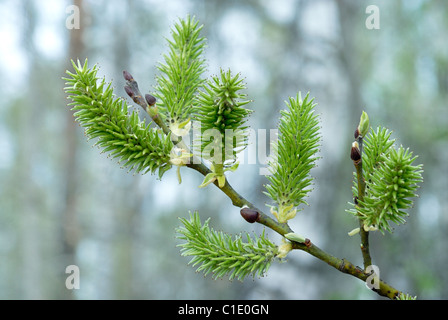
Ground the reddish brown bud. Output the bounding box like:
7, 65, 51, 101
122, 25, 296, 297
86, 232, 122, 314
123, 70, 133, 81
145, 94, 157, 106
350, 141, 361, 162
124, 85, 134, 98
240, 207, 260, 223
354, 127, 360, 139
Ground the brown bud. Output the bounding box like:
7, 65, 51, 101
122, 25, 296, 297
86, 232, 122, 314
124, 85, 134, 98
145, 94, 157, 106
123, 70, 133, 81
350, 141, 361, 162
240, 207, 260, 223
354, 127, 360, 139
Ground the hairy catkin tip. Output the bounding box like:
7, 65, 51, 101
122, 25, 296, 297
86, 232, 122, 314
240, 207, 260, 223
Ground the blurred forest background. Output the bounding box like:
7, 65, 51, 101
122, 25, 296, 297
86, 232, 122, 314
0, 0, 447, 299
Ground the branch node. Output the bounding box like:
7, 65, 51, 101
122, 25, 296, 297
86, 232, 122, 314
338, 259, 346, 272
304, 238, 312, 247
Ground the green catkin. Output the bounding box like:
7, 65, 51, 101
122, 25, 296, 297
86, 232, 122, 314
154, 15, 206, 136
64, 59, 173, 178
176, 212, 277, 281
347, 127, 423, 233
264, 92, 320, 223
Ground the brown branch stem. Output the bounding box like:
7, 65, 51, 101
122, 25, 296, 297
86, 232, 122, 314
293, 240, 400, 299
354, 136, 373, 269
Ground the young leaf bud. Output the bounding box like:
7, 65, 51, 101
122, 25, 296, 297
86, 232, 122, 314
351, 141, 361, 162
240, 206, 260, 223
357, 111, 370, 137
354, 127, 360, 139
145, 94, 157, 106
284, 232, 306, 243
348, 227, 360, 236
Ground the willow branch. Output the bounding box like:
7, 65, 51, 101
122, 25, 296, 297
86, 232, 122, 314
293, 240, 400, 299
123, 70, 170, 134
354, 135, 373, 269
189, 160, 400, 299
124, 73, 401, 300
187, 160, 294, 236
